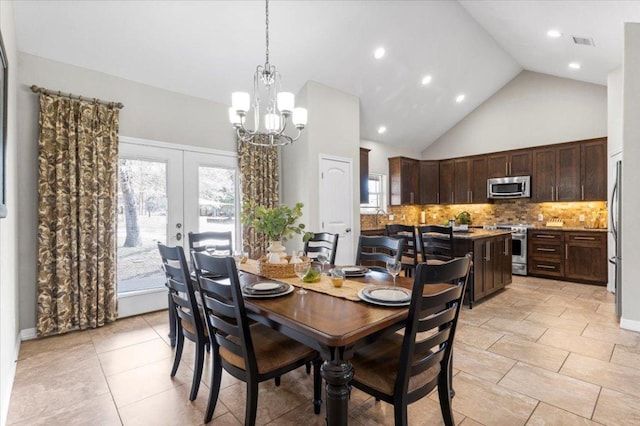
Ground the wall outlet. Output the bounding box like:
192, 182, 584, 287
537, 213, 544, 221
388, 214, 394, 221
579, 214, 585, 222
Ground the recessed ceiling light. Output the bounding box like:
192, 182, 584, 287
421, 75, 432, 85
456, 94, 465, 103
547, 29, 562, 38
377, 126, 387, 134
568, 62, 581, 69
374, 47, 386, 59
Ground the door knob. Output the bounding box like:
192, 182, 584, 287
345, 228, 352, 233
176, 232, 182, 241
176, 223, 182, 229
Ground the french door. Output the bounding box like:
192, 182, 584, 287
117, 139, 239, 317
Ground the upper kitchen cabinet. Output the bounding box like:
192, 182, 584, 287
360, 148, 370, 204
581, 138, 607, 201
439, 160, 455, 204
471, 157, 488, 203
419, 160, 439, 204
454, 158, 472, 204
389, 157, 420, 205
532, 138, 606, 202
487, 150, 532, 178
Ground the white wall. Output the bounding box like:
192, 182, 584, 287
281, 81, 360, 254
621, 23, 640, 331
0, 2, 20, 424
17, 53, 236, 331
608, 67, 623, 156
360, 139, 423, 176
422, 71, 607, 159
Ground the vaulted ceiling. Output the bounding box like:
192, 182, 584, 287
13, 1, 640, 150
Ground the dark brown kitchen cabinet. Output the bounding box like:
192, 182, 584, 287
528, 230, 564, 278
439, 160, 455, 204
532, 143, 580, 202
581, 138, 607, 201
487, 150, 532, 178
454, 158, 472, 204
359, 148, 370, 204
456, 233, 512, 308
565, 232, 607, 283
419, 160, 439, 204
472, 157, 488, 203
528, 229, 606, 285
389, 157, 419, 205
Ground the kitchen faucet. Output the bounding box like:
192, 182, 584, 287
375, 209, 387, 227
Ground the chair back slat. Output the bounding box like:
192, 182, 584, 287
188, 231, 233, 254
417, 225, 454, 262
385, 224, 418, 267
355, 235, 404, 270
304, 232, 339, 265
395, 254, 471, 398
192, 251, 258, 374
158, 243, 206, 339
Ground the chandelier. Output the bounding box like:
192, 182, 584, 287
228, 0, 307, 147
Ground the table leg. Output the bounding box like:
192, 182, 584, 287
321, 360, 354, 426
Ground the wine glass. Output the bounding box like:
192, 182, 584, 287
233, 250, 243, 267
294, 262, 310, 295
386, 260, 401, 288
316, 254, 329, 275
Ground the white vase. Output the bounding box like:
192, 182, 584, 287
267, 240, 287, 263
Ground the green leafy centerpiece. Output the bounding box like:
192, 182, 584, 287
241, 201, 313, 265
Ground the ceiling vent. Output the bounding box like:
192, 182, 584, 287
572, 36, 595, 47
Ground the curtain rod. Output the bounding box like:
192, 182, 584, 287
30, 85, 124, 109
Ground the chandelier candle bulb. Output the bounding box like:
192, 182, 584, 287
231, 92, 250, 113
277, 92, 294, 113
228, 107, 241, 125
292, 108, 308, 127
265, 113, 280, 131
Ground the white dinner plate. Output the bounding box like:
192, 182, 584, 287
251, 282, 282, 291
362, 286, 411, 303
357, 289, 410, 307
341, 266, 369, 276
243, 285, 293, 298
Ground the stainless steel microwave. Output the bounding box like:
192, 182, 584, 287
487, 176, 531, 199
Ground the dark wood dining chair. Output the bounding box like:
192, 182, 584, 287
417, 225, 454, 264
157, 243, 207, 402
349, 254, 472, 426
385, 224, 418, 277
188, 231, 233, 254
191, 252, 322, 425
304, 232, 339, 264
355, 235, 404, 272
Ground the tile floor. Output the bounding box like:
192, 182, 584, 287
7, 276, 640, 425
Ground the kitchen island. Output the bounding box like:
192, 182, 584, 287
361, 227, 513, 307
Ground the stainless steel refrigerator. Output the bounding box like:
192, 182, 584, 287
609, 159, 622, 317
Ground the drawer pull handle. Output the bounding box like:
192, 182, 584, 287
536, 248, 556, 252
574, 236, 595, 240
536, 235, 557, 239
537, 265, 556, 269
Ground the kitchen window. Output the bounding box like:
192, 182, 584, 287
360, 173, 387, 213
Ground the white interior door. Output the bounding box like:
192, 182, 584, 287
117, 140, 238, 318
319, 156, 354, 265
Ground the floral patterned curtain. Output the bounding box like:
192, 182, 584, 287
238, 136, 279, 259
36, 94, 120, 336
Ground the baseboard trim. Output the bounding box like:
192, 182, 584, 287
19, 328, 37, 341
620, 317, 640, 332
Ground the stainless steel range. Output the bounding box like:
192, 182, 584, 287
495, 224, 532, 276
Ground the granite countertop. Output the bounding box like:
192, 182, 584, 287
360, 226, 512, 240
528, 226, 608, 232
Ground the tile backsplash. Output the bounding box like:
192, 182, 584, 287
361, 200, 607, 230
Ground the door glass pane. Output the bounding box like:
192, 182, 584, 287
198, 166, 237, 247
117, 158, 167, 294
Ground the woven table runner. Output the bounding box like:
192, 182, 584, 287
238, 260, 365, 302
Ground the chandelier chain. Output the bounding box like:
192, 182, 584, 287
265, 0, 270, 68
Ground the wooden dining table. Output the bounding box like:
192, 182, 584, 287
236, 266, 454, 426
